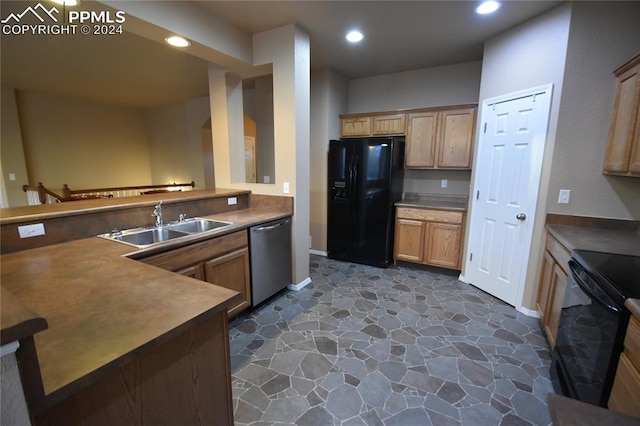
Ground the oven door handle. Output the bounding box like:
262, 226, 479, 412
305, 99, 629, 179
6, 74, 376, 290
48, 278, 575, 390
568, 260, 621, 314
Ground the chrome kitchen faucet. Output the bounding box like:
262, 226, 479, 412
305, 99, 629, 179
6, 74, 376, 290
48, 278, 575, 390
151, 201, 163, 227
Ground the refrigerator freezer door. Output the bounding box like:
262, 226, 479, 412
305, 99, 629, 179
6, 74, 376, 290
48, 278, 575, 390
327, 137, 403, 267
327, 140, 354, 257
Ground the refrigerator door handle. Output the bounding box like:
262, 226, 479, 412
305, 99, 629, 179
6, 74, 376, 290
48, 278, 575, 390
351, 155, 359, 216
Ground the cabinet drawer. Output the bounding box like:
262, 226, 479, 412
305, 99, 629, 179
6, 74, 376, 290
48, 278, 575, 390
608, 352, 640, 417
624, 316, 640, 370
545, 235, 570, 273
140, 231, 248, 271
396, 207, 463, 224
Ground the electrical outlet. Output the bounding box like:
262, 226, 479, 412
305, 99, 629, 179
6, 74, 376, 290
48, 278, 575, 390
18, 223, 45, 238
441, 179, 448, 188
283, 182, 290, 194
227, 197, 237, 205
558, 189, 571, 204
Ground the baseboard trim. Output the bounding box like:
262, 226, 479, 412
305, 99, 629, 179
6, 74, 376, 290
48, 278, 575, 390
288, 277, 311, 291
309, 249, 327, 257
517, 306, 539, 318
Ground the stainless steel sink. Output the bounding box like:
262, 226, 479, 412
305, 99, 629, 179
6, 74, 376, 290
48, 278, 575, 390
100, 228, 190, 248
98, 217, 233, 249
168, 218, 232, 234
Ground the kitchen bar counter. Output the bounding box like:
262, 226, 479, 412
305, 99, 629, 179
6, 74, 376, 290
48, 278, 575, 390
395, 193, 468, 211
0, 192, 293, 420
0, 188, 250, 224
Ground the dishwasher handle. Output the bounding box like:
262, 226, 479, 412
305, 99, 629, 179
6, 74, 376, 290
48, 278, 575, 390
253, 219, 290, 232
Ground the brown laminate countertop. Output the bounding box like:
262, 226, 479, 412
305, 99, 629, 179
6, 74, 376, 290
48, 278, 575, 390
395, 193, 469, 211
546, 222, 640, 320
0, 203, 291, 409
546, 224, 640, 256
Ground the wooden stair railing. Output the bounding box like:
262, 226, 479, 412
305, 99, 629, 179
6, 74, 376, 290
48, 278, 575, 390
62, 181, 195, 199
22, 183, 63, 204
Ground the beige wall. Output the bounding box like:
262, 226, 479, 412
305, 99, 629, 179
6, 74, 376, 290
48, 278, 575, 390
211, 24, 311, 286
550, 1, 640, 219
16, 91, 152, 194
310, 68, 348, 253
144, 99, 211, 186
0, 87, 29, 207
474, 2, 640, 312
346, 61, 482, 198
307, 62, 482, 252
4, 90, 210, 201
473, 3, 571, 312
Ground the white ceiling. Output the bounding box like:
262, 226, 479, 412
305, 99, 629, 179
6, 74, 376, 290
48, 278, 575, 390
0, 0, 563, 108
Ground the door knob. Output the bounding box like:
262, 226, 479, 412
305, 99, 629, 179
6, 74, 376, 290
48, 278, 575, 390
516, 213, 526, 220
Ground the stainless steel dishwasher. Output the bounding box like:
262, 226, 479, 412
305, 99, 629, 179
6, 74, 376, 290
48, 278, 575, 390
249, 217, 292, 306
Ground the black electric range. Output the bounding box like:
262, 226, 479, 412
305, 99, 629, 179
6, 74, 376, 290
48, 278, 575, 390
551, 249, 640, 407
572, 250, 640, 304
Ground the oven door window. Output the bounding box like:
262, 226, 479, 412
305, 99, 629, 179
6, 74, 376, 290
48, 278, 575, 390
555, 261, 625, 406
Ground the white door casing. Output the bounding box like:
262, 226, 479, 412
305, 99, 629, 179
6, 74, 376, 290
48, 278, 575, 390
463, 85, 553, 308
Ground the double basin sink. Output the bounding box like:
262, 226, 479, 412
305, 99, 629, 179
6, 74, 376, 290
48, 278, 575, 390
98, 218, 233, 249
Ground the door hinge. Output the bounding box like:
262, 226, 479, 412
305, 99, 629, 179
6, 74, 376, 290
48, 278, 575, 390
483, 122, 487, 133
476, 190, 479, 200
470, 253, 473, 262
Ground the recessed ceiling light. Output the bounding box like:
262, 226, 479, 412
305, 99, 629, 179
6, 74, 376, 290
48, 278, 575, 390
476, 1, 501, 15
346, 30, 364, 43
165, 36, 191, 48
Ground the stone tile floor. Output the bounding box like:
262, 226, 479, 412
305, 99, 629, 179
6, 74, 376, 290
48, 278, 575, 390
229, 255, 553, 425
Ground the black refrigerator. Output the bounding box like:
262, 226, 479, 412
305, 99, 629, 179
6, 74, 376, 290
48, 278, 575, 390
327, 137, 404, 268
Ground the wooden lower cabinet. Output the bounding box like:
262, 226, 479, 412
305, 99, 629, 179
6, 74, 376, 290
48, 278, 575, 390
394, 219, 425, 262
35, 310, 234, 425
608, 316, 640, 417
141, 231, 251, 317
536, 233, 569, 348
425, 222, 462, 269
394, 207, 464, 270
203, 248, 251, 317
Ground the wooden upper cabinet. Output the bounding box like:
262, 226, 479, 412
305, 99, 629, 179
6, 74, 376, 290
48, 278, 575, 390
340, 114, 405, 137
438, 108, 476, 168
372, 114, 406, 135
405, 106, 477, 169
339, 105, 477, 170
603, 53, 640, 177
341, 116, 371, 137
406, 111, 438, 167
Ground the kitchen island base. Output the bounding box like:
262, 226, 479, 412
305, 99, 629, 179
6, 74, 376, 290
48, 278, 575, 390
34, 310, 233, 426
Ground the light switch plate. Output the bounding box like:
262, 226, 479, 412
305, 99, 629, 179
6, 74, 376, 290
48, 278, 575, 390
558, 189, 571, 204
18, 223, 45, 238
283, 182, 290, 194
263, 176, 270, 184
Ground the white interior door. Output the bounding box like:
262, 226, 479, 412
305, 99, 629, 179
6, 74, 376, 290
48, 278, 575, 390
464, 85, 552, 307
